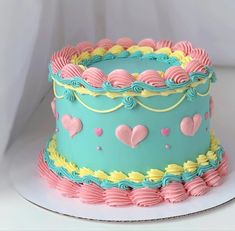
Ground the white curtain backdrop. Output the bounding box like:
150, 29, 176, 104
0, 0, 235, 160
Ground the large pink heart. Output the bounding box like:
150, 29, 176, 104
61, 115, 83, 137
115, 125, 148, 148
180, 114, 202, 136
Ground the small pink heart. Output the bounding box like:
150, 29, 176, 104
61, 115, 83, 137
205, 112, 209, 120
180, 114, 202, 136
115, 125, 148, 148
94, 128, 103, 136
161, 128, 170, 136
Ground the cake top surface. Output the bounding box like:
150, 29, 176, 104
49, 38, 216, 97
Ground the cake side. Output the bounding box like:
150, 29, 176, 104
50, 38, 215, 174
54, 80, 212, 173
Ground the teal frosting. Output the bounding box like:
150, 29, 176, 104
103, 52, 116, 61
197, 164, 214, 176
129, 51, 142, 58
186, 88, 198, 102
55, 79, 213, 173
122, 96, 137, 109
90, 55, 102, 63
43, 140, 224, 189
182, 171, 198, 182
116, 50, 130, 58
64, 89, 75, 102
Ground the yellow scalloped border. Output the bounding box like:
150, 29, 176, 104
47, 132, 220, 183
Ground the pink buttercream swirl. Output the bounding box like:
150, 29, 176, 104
104, 188, 132, 207
51, 56, 70, 74
185, 177, 209, 196
155, 40, 173, 49
56, 178, 80, 198
185, 60, 207, 74
79, 183, 104, 204
217, 153, 229, 177
76, 41, 94, 53
96, 38, 113, 50
107, 69, 134, 88
203, 169, 222, 187
38, 151, 60, 188
173, 41, 193, 55
138, 38, 156, 49
138, 70, 166, 87
161, 182, 188, 203
61, 64, 84, 79
189, 48, 212, 66
164, 66, 190, 84
51, 46, 77, 63
81, 67, 107, 88
116, 37, 134, 48
130, 188, 163, 207
51, 46, 79, 74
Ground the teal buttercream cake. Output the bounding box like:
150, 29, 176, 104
39, 38, 228, 207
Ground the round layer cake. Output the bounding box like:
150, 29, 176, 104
39, 38, 228, 207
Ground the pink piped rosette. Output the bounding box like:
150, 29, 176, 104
107, 69, 135, 88
38, 149, 228, 207
138, 70, 166, 87
50, 37, 213, 91
164, 66, 190, 84
81, 67, 107, 88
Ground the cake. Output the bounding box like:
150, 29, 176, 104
38, 38, 228, 207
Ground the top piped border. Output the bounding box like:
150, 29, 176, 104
49, 38, 216, 95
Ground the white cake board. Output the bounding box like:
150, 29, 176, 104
8, 134, 235, 222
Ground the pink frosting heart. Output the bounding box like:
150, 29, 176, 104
61, 115, 83, 137
180, 114, 202, 136
115, 125, 148, 148
161, 128, 170, 136
94, 128, 103, 136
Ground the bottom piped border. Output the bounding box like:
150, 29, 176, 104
38, 150, 228, 207
43, 133, 225, 189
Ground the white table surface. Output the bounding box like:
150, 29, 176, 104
1, 67, 235, 230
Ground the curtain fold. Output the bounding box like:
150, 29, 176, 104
0, 0, 234, 159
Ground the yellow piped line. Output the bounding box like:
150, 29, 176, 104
74, 93, 124, 113
197, 81, 211, 97
53, 81, 64, 99
136, 95, 186, 113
